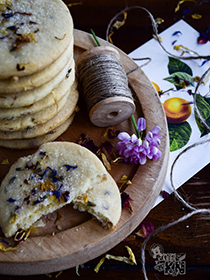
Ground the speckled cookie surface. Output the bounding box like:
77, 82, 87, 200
0, 57, 74, 108
0, 89, 70, 131
0, 80, 79, 139
73, 172, 121, 228
0, 141, 109, 237
0, 113, 75, 149
0, 60, 75, 118
0, 0, 73, 79
0, 39, 74, 95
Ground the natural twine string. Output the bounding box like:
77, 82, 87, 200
77, 52, 134, 112
106, 6, 210, 280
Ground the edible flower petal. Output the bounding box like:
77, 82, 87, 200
197, 33, 210, 44
191, 14, 202, 19
174, 0, 196, 13
77, 133, 99, 153
1, 158, 9, 165
116, 117, 161, 165
63, 164, 77, 171
121, 192, 133, 212
137, 117, 146, 132
160, 190, 170, 198
135, 221, 154, 238
7, 197, 16, 203
117, 175, 132, 192
94, 245, 137, 273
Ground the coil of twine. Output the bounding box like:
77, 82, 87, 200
76, 46, 135, 127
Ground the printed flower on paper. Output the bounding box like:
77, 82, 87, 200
116, 117, 162, 165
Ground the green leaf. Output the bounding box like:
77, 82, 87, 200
163, 72, 194, 90
195, 94, 210, 136
168, 122, 192, 152
196, 116, 210, 137
168, 57, 193, 76
204, 96, 210, 106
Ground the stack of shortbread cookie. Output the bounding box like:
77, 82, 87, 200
0, 0, 78, 149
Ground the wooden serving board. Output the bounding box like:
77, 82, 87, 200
0, 29, 169, 275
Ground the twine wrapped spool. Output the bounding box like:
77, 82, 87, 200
76, 46, 135, 127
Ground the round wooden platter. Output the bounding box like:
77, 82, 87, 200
0, 29, 169, 276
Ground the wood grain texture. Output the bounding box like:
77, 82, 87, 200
0, 29, 169, 275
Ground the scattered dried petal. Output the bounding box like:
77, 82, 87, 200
107, 128, 120, 139
94, 256, 106, 273
0, 242, 19, 252
101, 152, 111, 170
125, 245, 137, 265
135, 221, 154, 238
101, 140, 113, 154
121, 192, 133, 212
197, 33, 210, 44
77, 133, 99, 154
1, 158, 9, 165
67, 2, 82, 7
94, 246, 137, 273
111, 157, 125, 164
191, 14, 202, 19
174, 0, 196, 13
117, 175, 132, 192
123, 234, 136, 242
155, 17, 164, 25
55, 271, 63, 278
153, 34, 162, 42
75, 264, 84, 276
108, 29, 114, 44
160, 190, 170, 198
112, 12, 127, 29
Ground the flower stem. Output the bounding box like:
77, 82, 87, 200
90, 29, 101, 46
131, 115, 140, 138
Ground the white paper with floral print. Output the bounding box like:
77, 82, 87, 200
129, 19, 210, 207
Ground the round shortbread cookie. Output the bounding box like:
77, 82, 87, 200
0, 61, 75, 119
0, 0, 73, 79
0, 38, 74, 94
0, 89, 71, 131
0, 80, 79, 139
0, 141, 109, 237
73, 172, 121, 229
0, 113, 75, 150
0, 58, 74, 108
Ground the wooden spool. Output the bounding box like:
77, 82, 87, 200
76, 46, 136, 127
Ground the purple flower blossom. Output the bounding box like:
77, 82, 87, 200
137, 117, 146, 132
116, 117, 162, 165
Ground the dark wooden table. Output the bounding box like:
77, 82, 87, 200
1, 0, 210, 279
